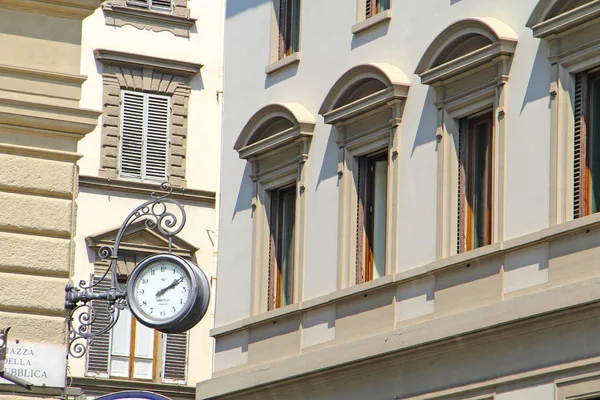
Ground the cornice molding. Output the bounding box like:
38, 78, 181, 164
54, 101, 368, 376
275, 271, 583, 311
0, 0, 101, 19
79, 175, 216, 206
0, 143, 81, 162
528, 1, 600, 38
94, 48, 202, 77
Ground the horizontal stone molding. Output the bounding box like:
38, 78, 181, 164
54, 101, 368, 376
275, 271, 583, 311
0, 143, 82, 163
79, 175, 216, 206
94, 49, 202, 77
0, 63, 88, 85
0, 0, 101, 19
0, 97, 101, 138
351, 9, 392, 35
102, 2, 196, 38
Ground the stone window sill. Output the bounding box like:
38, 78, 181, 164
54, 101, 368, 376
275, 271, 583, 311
102, 3, 196, 38
352, 9, 392, 35
265, 52, 301, 75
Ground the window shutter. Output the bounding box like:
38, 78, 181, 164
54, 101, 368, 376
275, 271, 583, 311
366, 0, 373, 18
120, 92, 145, 179
267, 195, 277, 311
163, 333, 187, 382
151, 0, 173, 11
145, 94, 170, 181
126, 0, 150, 10
86, 271, 112, 376
457, 119, 467, 254
574, 72, 589, 219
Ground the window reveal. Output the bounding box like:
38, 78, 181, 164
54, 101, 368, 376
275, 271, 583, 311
356, 152, 388, 283
366, 0, 390, 19
574, 70, 600, 218
268, 185, 296, 310
278, 0, 301, 59
458, 112, 493, 253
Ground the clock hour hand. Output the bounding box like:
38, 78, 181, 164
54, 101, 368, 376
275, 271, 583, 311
155, 277, 184, 297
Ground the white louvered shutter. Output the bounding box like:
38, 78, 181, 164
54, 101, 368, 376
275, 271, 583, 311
151, 0, 173, 12
120, 92, 145, 179
145, 94, 170, 181
126, 0, 150, 10
163, 332, 187, 382
86, 273, 112, 376
120, 91, 170, 182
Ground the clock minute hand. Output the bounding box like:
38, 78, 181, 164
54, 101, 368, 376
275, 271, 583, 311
155, 277, 184, 297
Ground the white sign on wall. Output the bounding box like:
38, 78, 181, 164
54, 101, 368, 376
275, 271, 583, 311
4, 341, 66, 387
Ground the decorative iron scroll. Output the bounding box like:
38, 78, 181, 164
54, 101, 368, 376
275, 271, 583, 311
65, 182, 187, 358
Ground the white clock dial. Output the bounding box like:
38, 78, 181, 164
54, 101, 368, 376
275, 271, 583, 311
132, 261, 191, 321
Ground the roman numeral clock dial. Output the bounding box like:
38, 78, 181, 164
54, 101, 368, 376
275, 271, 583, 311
126, 254, 210, 333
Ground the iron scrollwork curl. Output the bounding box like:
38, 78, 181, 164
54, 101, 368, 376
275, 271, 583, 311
65, 182, 187, 358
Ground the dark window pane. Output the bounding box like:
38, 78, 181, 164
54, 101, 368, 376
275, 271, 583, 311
589, 76, 600, 214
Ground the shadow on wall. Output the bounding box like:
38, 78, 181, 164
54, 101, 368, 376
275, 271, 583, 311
316, 126, 341, 190
521, 40, 552, 114
351, 21, 390, 50
265, 62, 299, 89
226, 0, 269, 18
232, 162, 253, 220
411, 86, 438, 157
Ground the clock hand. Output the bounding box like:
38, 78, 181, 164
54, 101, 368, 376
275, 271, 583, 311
155, 277, 184, 297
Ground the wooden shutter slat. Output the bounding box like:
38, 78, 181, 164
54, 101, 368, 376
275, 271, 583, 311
163, 333, 187, 382
574, 72, 589, 219
366, 0, 373, 18
86, 268, 112, 375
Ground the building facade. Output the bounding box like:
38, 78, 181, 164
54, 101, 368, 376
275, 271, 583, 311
67, 0, 224, 399
0, 0, 102, 399
198, 0, 600, 399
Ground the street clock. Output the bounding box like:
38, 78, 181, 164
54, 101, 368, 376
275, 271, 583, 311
126, 253, 210, 333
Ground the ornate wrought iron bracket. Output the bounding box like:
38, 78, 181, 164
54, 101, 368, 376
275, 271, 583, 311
65, 182, 187, 358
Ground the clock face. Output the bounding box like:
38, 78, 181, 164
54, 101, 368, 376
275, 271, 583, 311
132, 260, 192, 322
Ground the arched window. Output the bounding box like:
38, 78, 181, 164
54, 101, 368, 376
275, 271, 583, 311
527, 0, 600, 222
320, 63, 409, 287
415, 18, 517, 257
235, 103, 315, 312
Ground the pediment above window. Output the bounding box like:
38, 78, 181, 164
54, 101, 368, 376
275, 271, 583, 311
234, 103, 315, 160
415, 18, 517, 86
86, 220, 198, 260
527, 0, 600, 38
319, 63, 409, 125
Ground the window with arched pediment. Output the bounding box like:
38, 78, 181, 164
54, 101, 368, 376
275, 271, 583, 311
527, 0, 600, 223
235, 104, 315, 313
319, 63, 409, 288
415, 18, 517, 258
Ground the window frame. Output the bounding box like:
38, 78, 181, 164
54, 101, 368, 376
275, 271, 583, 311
356, 151, 388, 283
125, 0, 173, 13
234, 103, 314, 315
458, 111, 494, 253
267, 0, 302, 74
319, 64, 408, 289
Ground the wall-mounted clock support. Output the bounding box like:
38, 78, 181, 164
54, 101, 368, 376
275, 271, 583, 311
64, 182, 206, 359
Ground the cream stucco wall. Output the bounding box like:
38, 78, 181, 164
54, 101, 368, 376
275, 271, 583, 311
69, 0, 225, 392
